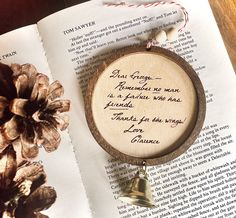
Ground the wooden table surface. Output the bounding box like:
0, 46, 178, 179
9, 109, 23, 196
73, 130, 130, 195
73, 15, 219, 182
209, 0, 236, 72
0, 0, 235, 72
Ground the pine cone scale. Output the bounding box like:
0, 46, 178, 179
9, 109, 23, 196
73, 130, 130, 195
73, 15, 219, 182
54, 115, 69, 131
46, 99, 70, 114
14, 74, 29, 98
31, 74, 49, 103
0, 134, 8, 150
14, 162, 44, 184
0, 145, 17, 189
9, 98, 28, 117
39, 123, 60, 152
11, 64, 37, 100
20, 137, 39, 159
47, 81, 64, 101
37, 87, 48, 104
1, 116, 21, 143
23, 186, 57, 212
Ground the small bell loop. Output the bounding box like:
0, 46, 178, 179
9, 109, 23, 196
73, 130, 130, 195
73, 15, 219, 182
142, 160, 147, 172
137, 160, 147, 178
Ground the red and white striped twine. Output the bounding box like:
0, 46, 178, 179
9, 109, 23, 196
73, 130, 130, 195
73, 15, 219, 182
104, 1, 189, 32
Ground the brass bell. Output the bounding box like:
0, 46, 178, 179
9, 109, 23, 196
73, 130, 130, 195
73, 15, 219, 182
119, 163, 155, 208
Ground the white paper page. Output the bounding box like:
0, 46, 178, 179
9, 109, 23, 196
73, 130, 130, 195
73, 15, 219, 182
38, 0, 236, 217
0, 25, 91, 218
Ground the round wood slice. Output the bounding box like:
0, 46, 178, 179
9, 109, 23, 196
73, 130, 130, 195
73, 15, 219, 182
85, 45, 206, 166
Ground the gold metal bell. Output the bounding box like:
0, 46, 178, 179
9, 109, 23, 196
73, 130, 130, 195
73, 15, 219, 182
119, 163, 155, 208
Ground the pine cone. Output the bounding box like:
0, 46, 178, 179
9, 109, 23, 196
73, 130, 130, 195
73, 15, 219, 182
0, 145, 56, 218
0, 63, 70, 158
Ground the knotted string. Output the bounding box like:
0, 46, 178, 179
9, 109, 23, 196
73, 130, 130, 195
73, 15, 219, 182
104, 1, 189, 32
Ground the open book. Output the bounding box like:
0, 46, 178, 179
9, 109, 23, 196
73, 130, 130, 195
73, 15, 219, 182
1, 0, 236, 217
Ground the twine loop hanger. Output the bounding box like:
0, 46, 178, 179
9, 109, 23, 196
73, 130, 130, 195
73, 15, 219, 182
103, 0, 189, 49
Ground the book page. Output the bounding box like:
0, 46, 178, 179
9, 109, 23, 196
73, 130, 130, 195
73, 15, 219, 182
0, 25, 91, 218
38, 0, 236, 217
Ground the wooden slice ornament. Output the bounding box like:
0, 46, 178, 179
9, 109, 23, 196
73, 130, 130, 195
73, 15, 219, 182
85, 45, 206, 166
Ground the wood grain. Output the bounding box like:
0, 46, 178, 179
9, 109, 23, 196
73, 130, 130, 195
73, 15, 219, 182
209, 0, 236, 72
